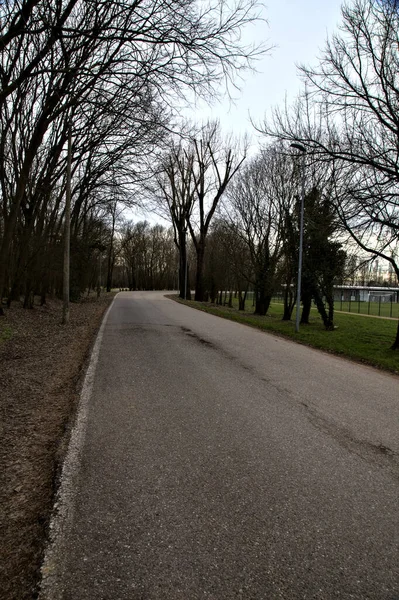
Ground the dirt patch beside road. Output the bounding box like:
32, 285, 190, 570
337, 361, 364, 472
0, 293, 115, 600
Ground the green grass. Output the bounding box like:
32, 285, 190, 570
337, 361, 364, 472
0, 322, 13, 345
248, 294, 399, 319
334, 299, 399, 318
173, 296, 399, 374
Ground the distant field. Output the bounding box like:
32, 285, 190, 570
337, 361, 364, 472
243, 294, 399, 319
173, 296, 399, 374
335, 299, 398, 318
219, 293, 399, 319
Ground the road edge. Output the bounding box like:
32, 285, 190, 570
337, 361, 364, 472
38, 294, 117, 600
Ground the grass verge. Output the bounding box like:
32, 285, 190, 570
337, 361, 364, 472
171, 296, 399, 374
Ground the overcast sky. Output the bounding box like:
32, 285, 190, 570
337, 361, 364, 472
183, 0, 344, 144
138, 1, 345, 222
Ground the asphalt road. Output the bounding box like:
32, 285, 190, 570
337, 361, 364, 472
41, 291, 399, 600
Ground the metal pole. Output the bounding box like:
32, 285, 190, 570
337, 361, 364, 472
97, 223, 102, 298
62, 120, 72, 325
292, 145, 306, 333
184, 227, 187, 300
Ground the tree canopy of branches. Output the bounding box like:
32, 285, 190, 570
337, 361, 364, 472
222, 147, 287, 315
188, 123, 246, 301
0, 0, 264, 312
154, 139, 196, 299
154, 122, 246, 301
260, 0, 399, 347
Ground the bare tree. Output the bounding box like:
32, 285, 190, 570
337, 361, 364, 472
209, 221, 252, 308
188, 122, 246, 301
260, 0, 399, 347
154, 139, 196, 299
153, 123, 247, 301
120, 221, 177, 291
221, 146, 285, 315
0, 0, 266, 309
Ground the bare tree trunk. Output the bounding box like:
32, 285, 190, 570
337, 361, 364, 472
194, 242, 206, 301
106, 230, 115, 293
238, 289, 247, 311
255, 295, 271, 315
282, 280, 295, 321
209, 275, 217, 303
254, 277, 271, 316
106, 250, 114, 293
313, 287, 334, 331
300, 291, 312, 324
0, 187, 28, 311
326, 292, 334, 325
178, 230, 187, 299
185, 263, 191, 300
390, 320, 399, 350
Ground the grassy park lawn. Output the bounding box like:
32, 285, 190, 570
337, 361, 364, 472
173, 296, 399, 374
336, 300, 399, 319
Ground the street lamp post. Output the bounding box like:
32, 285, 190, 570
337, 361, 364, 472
62, 118, 72, 325
290, 143, 306, 333
184, 225, 188, 300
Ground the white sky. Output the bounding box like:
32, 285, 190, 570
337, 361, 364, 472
183, 0, 344, 145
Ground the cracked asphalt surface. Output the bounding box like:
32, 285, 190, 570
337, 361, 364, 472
41, 291, 399, 599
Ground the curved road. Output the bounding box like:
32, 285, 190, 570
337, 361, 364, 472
41, 291, 399, 599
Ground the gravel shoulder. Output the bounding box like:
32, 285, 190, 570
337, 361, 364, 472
0, 293, 115, 600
